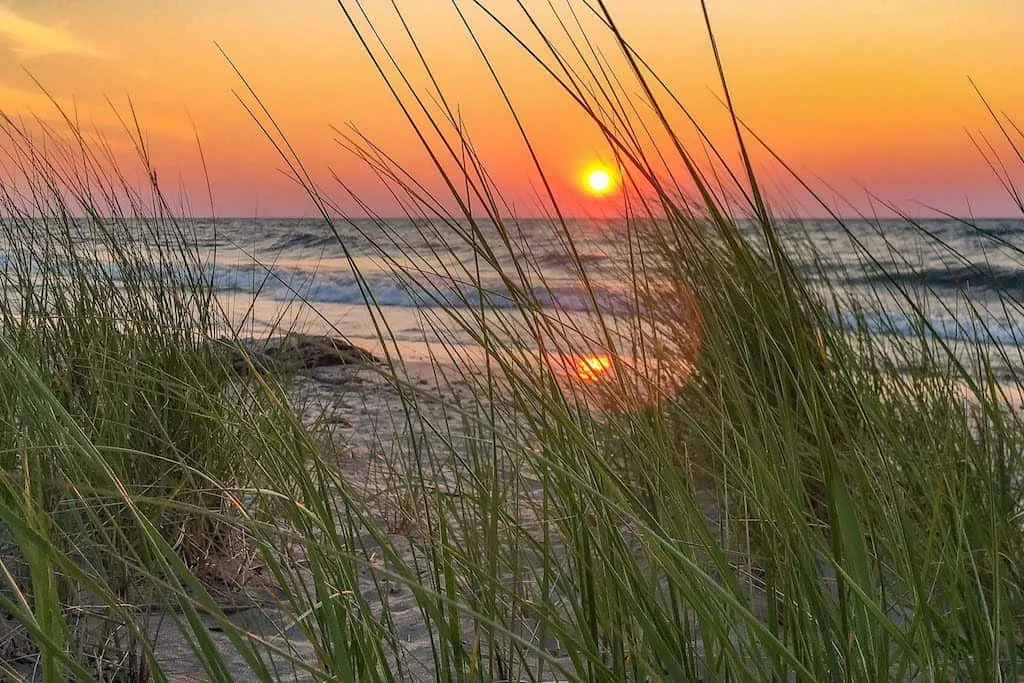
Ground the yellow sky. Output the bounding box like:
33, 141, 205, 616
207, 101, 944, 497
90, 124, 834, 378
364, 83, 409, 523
0, 1, 1021, 217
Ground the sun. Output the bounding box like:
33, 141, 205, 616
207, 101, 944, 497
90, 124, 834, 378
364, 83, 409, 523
582, 165, 616, 196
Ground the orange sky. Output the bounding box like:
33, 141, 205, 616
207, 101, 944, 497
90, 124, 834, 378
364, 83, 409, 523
0, 1, 1021, 217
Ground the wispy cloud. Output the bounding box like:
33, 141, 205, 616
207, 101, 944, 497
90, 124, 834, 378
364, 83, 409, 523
0, 5, 112, 60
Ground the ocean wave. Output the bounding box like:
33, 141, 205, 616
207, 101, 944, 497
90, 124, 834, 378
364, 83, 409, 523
973, 221, 1024, 238
535, 251, 610, 269
205, 263, 527, 309
188, 258, 646, 314
266, 232, 340, 251
20, 249, 630, 314
536, 284, 634, 316
209, 267, 657, 323
838, 310, 1024, 346
844, 264, 1024, 295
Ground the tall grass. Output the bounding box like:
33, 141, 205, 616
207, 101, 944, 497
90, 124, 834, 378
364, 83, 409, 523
3, 1, 1024, 681
0, 111, 337, 679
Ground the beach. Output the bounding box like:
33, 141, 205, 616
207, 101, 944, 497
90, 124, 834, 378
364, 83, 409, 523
1, 0, 1022, 673
2, 210, 1023, 680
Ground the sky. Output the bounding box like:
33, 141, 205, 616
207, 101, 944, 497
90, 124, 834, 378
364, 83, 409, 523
0, 1, 1021, 218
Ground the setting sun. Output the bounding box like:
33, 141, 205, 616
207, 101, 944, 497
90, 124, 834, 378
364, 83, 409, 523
582, 165, 616, 196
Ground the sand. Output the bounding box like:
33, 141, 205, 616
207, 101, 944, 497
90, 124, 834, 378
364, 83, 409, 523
4, 341, 697, 681
148, 359, 466, 681
2, 350, 468, 681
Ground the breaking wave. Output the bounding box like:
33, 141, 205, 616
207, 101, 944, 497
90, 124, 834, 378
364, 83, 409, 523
201, 262, 635, 314
838, 309, 1024, 346
844, 264, 1024, 296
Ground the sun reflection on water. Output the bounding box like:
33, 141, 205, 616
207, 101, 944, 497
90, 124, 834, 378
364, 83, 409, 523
539, 279, 703, 413
575, 354, 613, 382
554, 351, 695, 411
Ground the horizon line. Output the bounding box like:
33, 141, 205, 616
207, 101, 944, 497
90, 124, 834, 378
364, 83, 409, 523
92, 214, 1024, 222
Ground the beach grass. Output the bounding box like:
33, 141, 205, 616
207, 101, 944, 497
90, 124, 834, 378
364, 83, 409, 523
2, 1, 1024, 681
0, 110, 325, 679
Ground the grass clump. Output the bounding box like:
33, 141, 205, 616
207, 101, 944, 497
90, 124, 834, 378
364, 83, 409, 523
0, 112, 241, 571
0, 112, 324, 679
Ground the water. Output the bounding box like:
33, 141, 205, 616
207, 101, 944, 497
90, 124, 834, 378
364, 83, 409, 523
185, 217, 640, 361
206, 217, 1022, 372
793, 218, 1024, 382
10, 216, 1024, 384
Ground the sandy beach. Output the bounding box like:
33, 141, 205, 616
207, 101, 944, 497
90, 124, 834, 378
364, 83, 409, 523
2, 1, 1022, 677
113, 346, 549, 681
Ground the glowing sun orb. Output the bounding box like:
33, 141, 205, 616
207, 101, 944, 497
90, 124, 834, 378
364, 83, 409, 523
583, 166, 616, 196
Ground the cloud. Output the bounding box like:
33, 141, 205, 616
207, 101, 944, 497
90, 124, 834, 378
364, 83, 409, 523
0, 5, 112, 60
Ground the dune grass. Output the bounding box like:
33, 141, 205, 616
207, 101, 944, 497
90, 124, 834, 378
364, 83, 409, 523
1, 1, 1024, 681
0, 110, 323, 680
